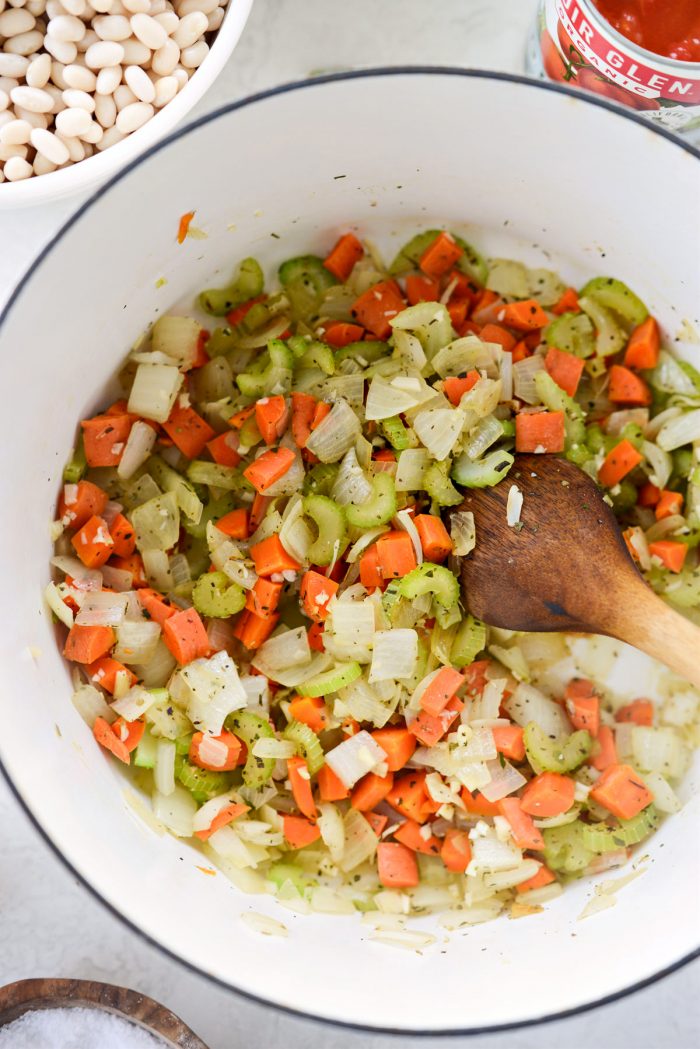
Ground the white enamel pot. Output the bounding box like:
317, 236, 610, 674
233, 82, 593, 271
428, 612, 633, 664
0, 70, 698, 1034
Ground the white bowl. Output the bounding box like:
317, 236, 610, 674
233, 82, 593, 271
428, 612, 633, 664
0, 70, 698, 1033
0, 0, 253, 209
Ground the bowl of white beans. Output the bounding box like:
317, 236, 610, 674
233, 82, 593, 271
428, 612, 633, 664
0, 0, 253, 206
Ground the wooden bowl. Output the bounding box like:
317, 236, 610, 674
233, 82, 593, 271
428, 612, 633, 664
0, 979, 209, 1048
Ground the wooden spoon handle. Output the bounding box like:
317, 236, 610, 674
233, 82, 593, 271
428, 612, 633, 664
605, 578, 700, 690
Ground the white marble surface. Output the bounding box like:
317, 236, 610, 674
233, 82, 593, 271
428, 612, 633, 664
1, 1, 699, 1046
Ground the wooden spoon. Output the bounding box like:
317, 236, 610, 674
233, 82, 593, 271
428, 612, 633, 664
453, 453, 700, 690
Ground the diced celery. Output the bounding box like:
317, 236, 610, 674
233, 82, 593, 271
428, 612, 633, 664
199, 257, 264, 317
278, 255, 337, 320
398, 563, 460, 610
389, 229, 443, 275
283, 720, 325, 774
453, 234, 489, 286
581, 806, 659, 852
379, 415, 415, 451
225, 710, 276, 788
335, 340, 388, 366
296, 340, 335, 376
236, 339, 294, 398
578, 276, 648, 327
205, 326, 237, 357
542, 822, 594, 873
534, 371, 586, 447
176, 757, 233, 803
186, 460, 245, 492
544, 312, 595, 359
303, 463, 339, 497
345, 473, 397, 528
130, 491, 180, 552
424, 458, 462, 507
450, 615, 487, 667
63, 438, 87, 483
303, 494, 348, 565
452, 449, 514, 488
296, 662, 362, 698
133, 729, 158, 769
192, 571, 246, 618
579, 295, 626, 357
148, 454, 203, 525
524, 722, 592, 774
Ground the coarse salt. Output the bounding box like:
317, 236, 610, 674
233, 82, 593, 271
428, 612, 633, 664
0, 1007, 167, 1049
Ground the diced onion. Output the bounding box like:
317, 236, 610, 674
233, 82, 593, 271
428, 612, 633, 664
254, 627, 311, 673
325, 730, 388, 788
117, 420, 157, 480
305, 399, 361, 462
413, 407, 465, 460
369, 629, 418, 683
151, 315, 201, 369
192, 791, 242, 833
75, 590, 128, 627
100, 565, 134, 592
72, 684, 114, 727
251, 738, 297, 759
153, 784, 197, 837
45, 581, 73, 628
110, 684, 157, 722
506, 484, 523, 527
325, 600, 375, 662
114, 619, 161, 665
395, 509, 423, 565
154, 738, 176, 796
479, 759, 527, 802
468, 835, 522, 874
331, 447, 373, 505
513, 356, 546, 404
127, 362, 183, 424
180, 650, 248, 735
504, 682, 571, 737
395, 448, 430, 491
338, 807, 378, 872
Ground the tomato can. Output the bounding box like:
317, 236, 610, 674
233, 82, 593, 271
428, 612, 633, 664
527, 0, 700, 142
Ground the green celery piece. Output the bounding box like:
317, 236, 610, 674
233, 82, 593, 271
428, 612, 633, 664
199, 257, 264, 317
267, 862, 312, 893
450, 615, 487, 667
379, 415, 414, 451
452, 449, 514, 488
398, 562, 459, 610
176, 758, 233, 803
452, 234, 489, 286
579, 295, 626, 357
542, 822, 594, 874
186, 460, 246, 492
226, 710, 275, 788
192, 571, 246, 618
296, 340, 335, 376
182, 492, 236, 540
148, 454, 203, 525
303, 494, 348, 565
581, 806, 659, 852
345, 473, 397, 528
381, 580, 403, 624
534, 371, 586, 447
303, 463, 339, 497
130, 491, 180, 552
63, 438, 87, 483
283, 720, 325, 774
524, 722, 592, 774
424, 458, 462, 507
296, 662, 362, 698
205, 326, 237, 358
175, 733, 194, 756
389, 229, 443, 275
578, 276, 648, 327
278, 255, 337, 320
133, 730, 158, 769
545, 312, 595, 359
334, 340, 388, 366
236, 339, 294, 398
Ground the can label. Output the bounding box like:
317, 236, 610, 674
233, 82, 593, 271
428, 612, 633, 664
540, 0, 700, 135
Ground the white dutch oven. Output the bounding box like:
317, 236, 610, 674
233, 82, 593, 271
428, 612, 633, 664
0, 70, 698, 1033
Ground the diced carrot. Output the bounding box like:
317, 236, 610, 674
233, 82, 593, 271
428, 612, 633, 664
394, 818, 441, 855
564, 678, 600, 736
58, 480, 108, 530
521, 772, 575, 818
472, 288, 499, 318
376, 531, 417, 579
249, 493, 270, 531
499, 299, 549, 332
250, 534, 300, 577
492, 724, 525, 762
366, 812, 388, 837
440, 829, 472, 872
377, 841, 419, 888
374, 449, 396, 463
255, 395, 289, 446
300, 570, 339, 623
283, 814, 321, 849
86, 656, 136, 694
414, 515, 453, 563
71, 514, 114, 568
81, 413, 132, 467
387, 770, 434, 824
289, 695, 328, 734
93, 716, 131, 764
444, 373, 481, 407
464, 659, 491, 697
648, 539, 687, 573
351, 280, 405, 340
544, 346, 585, 397
498, 797, 545, 850
111, 716, 145, 754
420, 666, 465, 717
228, 405, 256, 429
655, 490, 683, 521
608, 365, 652, 406
351, 771, 394, 812
137, 587, 174, 626
245, 577, 283, 619
232, 610, 279, 650
359, 544, 384, 588
323, 322, 365, 347
409, 697, 462, 747
419, 232, 464, 278
638, 481, 661, 508
590, 763, 654, 820
405, 274, 440, 305
371, 727, 416, 772
447, 300, 468, 330
109, 513, 136, 558
515, 411, 565, 453
590, 725, 618, 772
110, 552, 147, 587
551, 287, 580, 315
226, 295, 266, 328
176, 210, 195, 244
163, 607, 210, 664
461, 788, 500, 817
307, 622, 325, 653
287, 755, 317, 819
311, 401, 331, 430
317, 764, 350, 801
243, 447, 295, 494
598, 439, 643, 487
216, 508, 249, 540
206, 431, 241, 468
162, 404, 216, 459
194, 802, 249, 841
190, 730, 243, 771
323, 232, 364, 282
480, 323, 517, 352
516, 864, 556, 893
445, 269, 476, 303
624, 316, 660, 370
511, 340, 531, 363
615, 699, 654, 727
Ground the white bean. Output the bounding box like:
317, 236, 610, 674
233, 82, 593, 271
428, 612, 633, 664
6, 0, 25, 6
4, 154, 33, 179
122, 0, 148, 10
76, 28, 99, 52
84, 39, 124, 67
44, 34, 78, 63
149, 0, 167, 12
93, 13, 130, 39
14, 105, 47, 128
47, 14, 86, 41
206, 7, 223, 31
5, 29, 45, 55
0, 117, 31, 144
95, 64, 120, 93
130, 12, 167, 49
0, 111, 13, 129
10, 85, 54, 112
115, 98, 151, 132
31, 125, 70, 163
151, 37, 178, 75
124, 63, 154, 102
0, 54, 29, 77
94, 90, 115, 126
55, 105, 91, 134
154, 10, 178, 33
61, 0, 87, 15
57, 130, 85, 160
26, 0, 48, 17
171, 65, 187, 89
120, 37, 150, 64
63, 63, 96, 91
113, 82, 136, 109
0, 9, 36, 36
64, 88, 96, 111
152, 73, 176, 107
0, 90, 8, 112
95, 122, 123, 149
90, 0, 117, 11
78, 118, 102, 142
0, 142, 28, 160
177, 0, 217, 15
0, 77, 19, 94
33, 151, 58, 175
172, 10, 205, 48
180, 39, 207, 68
26, 52, 51, 87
